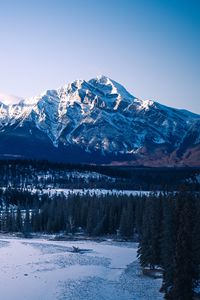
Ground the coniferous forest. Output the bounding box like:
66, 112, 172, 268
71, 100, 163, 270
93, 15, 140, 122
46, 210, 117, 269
0, 160, 200, 299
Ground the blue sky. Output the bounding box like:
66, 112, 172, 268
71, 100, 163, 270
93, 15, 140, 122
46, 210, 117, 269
0, 0, 199, 113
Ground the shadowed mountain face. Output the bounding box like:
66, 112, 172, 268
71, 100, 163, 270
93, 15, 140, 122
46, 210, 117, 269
0, 75, 199, 166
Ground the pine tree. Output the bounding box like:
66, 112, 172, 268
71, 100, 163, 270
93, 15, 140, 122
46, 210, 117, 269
31, 208, 40, 232
138, 198, 155, 268
138, 196, 162, 269
23, 208, 31, 237
161, 195, 176, 294
16, 206, 22, 232
169, 198, 194, 300
192, 198, 200, 289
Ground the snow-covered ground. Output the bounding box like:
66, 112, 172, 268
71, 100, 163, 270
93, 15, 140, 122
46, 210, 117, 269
0, 236, 163, 300
35, 188, 154, 197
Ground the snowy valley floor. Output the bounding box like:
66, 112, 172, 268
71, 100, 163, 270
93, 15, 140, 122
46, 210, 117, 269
0, 236, 163, 300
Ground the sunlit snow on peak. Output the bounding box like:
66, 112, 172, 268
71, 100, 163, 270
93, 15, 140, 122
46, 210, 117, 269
0, 93, 23, 106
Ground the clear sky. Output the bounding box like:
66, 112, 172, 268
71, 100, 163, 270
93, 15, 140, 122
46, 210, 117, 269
0, 0, 199, 113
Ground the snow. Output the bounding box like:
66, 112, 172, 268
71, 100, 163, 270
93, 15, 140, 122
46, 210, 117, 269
0, 93, 23, 106
138, 99, 154, 111
153, 136, 165, 144
31, 188, 153, 197
0, 76, 199, 156
196, 175, 200, 183
0, 236, 163, 300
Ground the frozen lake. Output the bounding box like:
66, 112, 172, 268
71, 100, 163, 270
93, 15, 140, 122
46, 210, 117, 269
0, 236, 163, 299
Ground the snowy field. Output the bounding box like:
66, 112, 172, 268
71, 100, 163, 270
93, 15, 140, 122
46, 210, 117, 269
36, 188, 154, 197
0, 236, 163, 300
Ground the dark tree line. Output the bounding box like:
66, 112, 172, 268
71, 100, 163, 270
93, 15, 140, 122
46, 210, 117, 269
0, 159, 199, 190
0, 189, 144, 238
138, 191, 200, 299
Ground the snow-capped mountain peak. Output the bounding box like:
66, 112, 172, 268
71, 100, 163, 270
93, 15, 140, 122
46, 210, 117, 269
0, 92, 24, 106
89, 75, 135, 99
0, 76, 199, 166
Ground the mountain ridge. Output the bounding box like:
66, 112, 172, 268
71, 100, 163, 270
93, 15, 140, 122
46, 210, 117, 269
0, 75, 199, 166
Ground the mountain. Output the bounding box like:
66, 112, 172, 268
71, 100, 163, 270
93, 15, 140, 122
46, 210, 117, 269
0, 75, 199, 166
0, 93, 23, 106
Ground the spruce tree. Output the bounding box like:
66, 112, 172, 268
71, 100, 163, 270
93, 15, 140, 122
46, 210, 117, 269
169, 198, 194, 300
16, 206, 22, 232
161, 195, 176, 294
138, 196, 162, 269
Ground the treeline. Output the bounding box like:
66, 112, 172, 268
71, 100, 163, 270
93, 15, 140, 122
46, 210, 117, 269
0, 160, 115, 189
0, 189, 142, 237
138, 191, 200, 299
0, 159, 199, 190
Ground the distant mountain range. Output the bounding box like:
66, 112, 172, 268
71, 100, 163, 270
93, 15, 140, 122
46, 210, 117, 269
0, 75, 199, 166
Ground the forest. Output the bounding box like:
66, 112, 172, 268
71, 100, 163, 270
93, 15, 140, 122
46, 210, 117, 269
0, 186, 200, 299
0, 159, 200, 299
0, 159, 199, 190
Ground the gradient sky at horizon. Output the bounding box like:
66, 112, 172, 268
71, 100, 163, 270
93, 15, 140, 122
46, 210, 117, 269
0, 0, 199, 113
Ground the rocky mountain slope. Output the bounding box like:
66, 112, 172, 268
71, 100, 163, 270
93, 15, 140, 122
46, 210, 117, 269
0, 75, 199, 166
